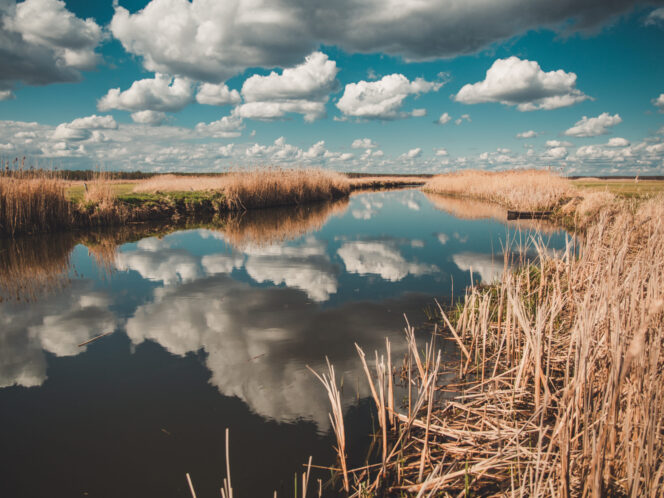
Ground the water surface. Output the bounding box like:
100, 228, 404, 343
0, 190, 569, 497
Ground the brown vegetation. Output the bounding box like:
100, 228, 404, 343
424, 169, 573, 211
0, 162, 71, 236
315, 195, 664, 496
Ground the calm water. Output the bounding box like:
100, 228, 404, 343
0, 190, 569, 497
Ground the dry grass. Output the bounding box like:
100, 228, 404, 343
348, 176, 427, 190
424, 169, 573, 211
133, 168, 351, 209
0, 162, 71, 236
318, 195, 664, 496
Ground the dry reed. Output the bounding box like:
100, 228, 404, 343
424, 169, 573, 211
0, 161, 71, 236
317, 195, 664, 496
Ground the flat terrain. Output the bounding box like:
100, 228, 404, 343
572, 178, 664, 197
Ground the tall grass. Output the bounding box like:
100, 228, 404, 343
133, 168, 351, 209
424, 169, 573, 211
317, 195, 664, 496
0, 161, 71, 236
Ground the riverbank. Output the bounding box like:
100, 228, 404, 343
0, 169, 428, 237
314, 177, 664, 495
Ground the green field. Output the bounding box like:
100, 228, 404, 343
66, 183, 136, 202
572, 179, 664, 198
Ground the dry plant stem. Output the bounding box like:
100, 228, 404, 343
317, 195, 664, 496
186, 473, 197, 498
307, 359, 350, 493
221, 427, 233, 498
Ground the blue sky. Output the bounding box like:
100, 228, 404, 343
1, 0, 663, 174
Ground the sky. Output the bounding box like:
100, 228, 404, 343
1, 0, 664, 175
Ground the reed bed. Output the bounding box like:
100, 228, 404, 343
348, 176, 427, 190
133, 168, 351, 210
314, 195, 664, 496
0, 162, 71, 236
424, 169, 573, 211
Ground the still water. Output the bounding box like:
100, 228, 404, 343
0, 190, 568, 497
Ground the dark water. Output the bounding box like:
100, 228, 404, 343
0, 190, 569, 497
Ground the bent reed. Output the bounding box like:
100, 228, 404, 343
312, 193, 664, 496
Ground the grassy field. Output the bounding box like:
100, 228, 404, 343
572, 178, 664, 197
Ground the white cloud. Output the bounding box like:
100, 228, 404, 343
131, 110, 168, 126
234, 52, 339, 122
653, 93, 664, 112
401, 147, 422, 159
196, 83, 241, 106
51, 114, 118, 141
434, 148, 448, 156
0, 90, 15, 101
108, 0, 649, 84
546, 140, 572, 147
545, 146, 568, 159
455, 57, 589, 111
607, 137, 630, 147
337, 74, 442, 120
516, 130, 537, 139
411, 108, 427, 117
437, 112, 451, 125
564, 112, 622, 137
645, 7, 664, 25
455, 114, 471, 125
98, 74, 193, 112
195, 115, 244, 138
453, 252, 504, 284
0, 0, 103, 93
351, 138, 378, 149
116, 248, 201, 286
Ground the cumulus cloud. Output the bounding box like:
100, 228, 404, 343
195, 115, 244, 138
455, 57, 589, 111
546, 140, 572, 147
401, 147, 422, 159
437, 112, 451, 125
564, 112, 622, 137
131, 110, 168, 126
0, 90, 15, 101
517, 130, 537, 139
351, 138, 378, 149
51, 114, 118, 141
607, 137, 630, 147
109, 0, 653, 84
336, 74, 443, 120
452, 252, 504, 284
0, 0, 103, 93
196, 83, 241, 106
234, 52, 339, 122
98, 74, 193, 113
653, 93, 664, 112
434, 148, 448, 156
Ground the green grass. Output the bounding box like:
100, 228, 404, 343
66, 183, 136, 202
572, 179, 664, 198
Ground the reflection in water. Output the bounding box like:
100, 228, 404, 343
0, 190, 571, 497
219, 198, 348, 249
425, 192, 562, 234
0, 280, 116, 387
0, 233, 76, 301
125, 276, 425, 429
338, 241, 439, 281
452, 252, 506, 284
